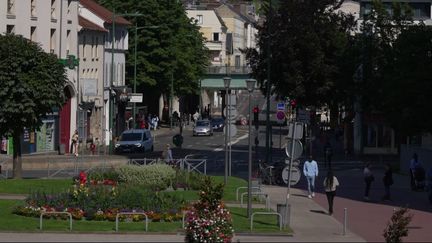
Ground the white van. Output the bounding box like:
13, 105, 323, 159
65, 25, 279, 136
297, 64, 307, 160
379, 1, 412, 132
114, 129, 154, 154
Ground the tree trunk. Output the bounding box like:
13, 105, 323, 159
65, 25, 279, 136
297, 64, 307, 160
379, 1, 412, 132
329, 102, 339, 129
12, 132, 22, 179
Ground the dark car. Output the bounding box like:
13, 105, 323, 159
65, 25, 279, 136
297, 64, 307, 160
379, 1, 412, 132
210, 117, 225, 132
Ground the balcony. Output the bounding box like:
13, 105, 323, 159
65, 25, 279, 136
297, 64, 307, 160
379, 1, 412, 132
205, 41, 223, 51
206, 65, 251, 75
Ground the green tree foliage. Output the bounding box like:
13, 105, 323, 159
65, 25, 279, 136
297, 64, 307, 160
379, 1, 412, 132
97, 0, 209, 96
0, 34, 67, 178
245, 0, 356, 108
381, 25, 432, 135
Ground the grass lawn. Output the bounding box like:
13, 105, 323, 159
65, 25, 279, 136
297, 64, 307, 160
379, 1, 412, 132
0, 176, 247, 202
0, 200, 291, 234
0, 179, 71, 194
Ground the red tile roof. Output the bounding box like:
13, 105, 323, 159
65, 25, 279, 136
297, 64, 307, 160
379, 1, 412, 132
79, 16, 108, 32
80, 0, 131, 26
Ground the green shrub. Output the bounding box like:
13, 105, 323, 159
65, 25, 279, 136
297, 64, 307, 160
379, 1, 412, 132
87, 168, 121, 182
383, 207, 412, 243
115, 164, 176, 191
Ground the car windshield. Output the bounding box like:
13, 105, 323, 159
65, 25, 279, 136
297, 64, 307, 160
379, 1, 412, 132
211, 118, 224, 123
120, 133, 142, 141
196, 121, 210, 126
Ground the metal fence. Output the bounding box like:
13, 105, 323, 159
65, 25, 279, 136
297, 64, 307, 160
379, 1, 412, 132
128, 156, 207, 175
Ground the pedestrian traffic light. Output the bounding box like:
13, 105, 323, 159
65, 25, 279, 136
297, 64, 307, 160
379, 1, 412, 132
290, 99, 297, 109
253, 106, 259, 129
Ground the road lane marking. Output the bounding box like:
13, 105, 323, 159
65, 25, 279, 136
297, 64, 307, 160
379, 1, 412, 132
213, 133, 249, 151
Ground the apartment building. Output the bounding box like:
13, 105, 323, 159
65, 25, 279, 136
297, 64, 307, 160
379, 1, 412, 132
79, 0, 130, 145
0, 0, 79, 154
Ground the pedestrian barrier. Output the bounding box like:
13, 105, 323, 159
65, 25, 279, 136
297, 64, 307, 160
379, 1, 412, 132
0, 158, 9, 179
115, 212, 148, 232
47, 156, 82, 178
129, 158, 158, 166
39, 212, 72, 231
250, 212, 282, 231
240, 192, 270, 210
130, 157, 207, 175
235, 186, 261, 201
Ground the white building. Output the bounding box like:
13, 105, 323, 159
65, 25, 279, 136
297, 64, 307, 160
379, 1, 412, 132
79, 0, 130, 146
0, 0, 79, 154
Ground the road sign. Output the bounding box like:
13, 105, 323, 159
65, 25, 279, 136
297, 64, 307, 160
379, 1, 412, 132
297, 109, 310, 124
276, 111, 285, 120
240, 117, 247, 126
287, 122, 303, 139
277, 103, 285, 111
282, 166, 301, 185
224, 123, 237, 138
129, 93, 143, 103
223, 107, 238, 121
285, 139, 303, 160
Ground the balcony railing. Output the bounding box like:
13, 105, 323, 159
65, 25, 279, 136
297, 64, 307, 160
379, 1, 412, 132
206, 65, 251, 75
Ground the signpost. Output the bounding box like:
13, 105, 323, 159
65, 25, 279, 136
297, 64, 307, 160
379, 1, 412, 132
276, 103, 285, 149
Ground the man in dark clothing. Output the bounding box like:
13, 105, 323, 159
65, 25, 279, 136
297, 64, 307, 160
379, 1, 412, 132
324, 142, 333, 169
382, 163, 393, 201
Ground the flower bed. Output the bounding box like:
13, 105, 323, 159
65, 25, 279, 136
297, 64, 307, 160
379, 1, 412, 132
14, 170, 190, 222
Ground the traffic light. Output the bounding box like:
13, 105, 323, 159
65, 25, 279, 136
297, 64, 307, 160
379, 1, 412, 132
253, 106, 259, 129
290, 99, 297, 109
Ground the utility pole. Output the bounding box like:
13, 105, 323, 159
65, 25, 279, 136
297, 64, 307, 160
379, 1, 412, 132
265, 0, 272, 164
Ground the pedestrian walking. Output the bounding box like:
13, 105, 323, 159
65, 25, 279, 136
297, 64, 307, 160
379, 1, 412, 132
303, 155, 319, 198
162, 144, 173, 164
324, 141, 333, 169
71, 130, 79, 156
409, 153, 420, 190
382, 163, 393, 201
427, 167, 432, 204
363, 163, 374, 201
323, 170, 339, 215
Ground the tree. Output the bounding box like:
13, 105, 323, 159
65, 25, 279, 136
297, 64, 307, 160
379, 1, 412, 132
245, 0, 356, 108
383, 207, 412, 243
97, 0, 208, 97
0, 34, 67, 178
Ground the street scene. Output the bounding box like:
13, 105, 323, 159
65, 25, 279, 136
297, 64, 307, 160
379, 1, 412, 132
1, 0, 432, 242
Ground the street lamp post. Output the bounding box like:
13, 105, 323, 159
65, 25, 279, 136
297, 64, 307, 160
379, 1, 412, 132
246, 79, 256, 219
109, 11, 143, 153
223, 77, 231, 185
133, 23, 159, 129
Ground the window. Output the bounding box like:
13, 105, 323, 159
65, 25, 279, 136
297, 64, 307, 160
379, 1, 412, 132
213, 33, 219, 41
6, 25, 15, 34
82, 36, 86, 58
235, 55, 241, 68
7, 0, 15, 14
50, 29, 56, 54
30, 27, 36, 42
91, 36, 95, 58
196, 15, 203, 24
67, 0, 71, 14
51, 0, 56, 19
66, 30, 71, 55
31, 0, 36, 17
95, 37, 99, 58
361, 2, 431, 20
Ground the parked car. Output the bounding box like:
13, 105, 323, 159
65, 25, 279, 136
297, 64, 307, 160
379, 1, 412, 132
115, 129, 154, 154
193, 119, 213, 136
210, 117, 225, 132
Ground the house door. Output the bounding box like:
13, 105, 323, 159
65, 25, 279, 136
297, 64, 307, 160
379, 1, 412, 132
59, 98, 71, 153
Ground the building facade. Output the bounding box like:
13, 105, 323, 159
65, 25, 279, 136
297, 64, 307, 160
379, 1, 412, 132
0, 0, 79, 154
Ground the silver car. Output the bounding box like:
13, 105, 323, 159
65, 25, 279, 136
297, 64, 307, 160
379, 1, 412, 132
193, 120, 213, 136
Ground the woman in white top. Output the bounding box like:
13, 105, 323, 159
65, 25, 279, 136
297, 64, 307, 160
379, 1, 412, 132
323, 170, 339, 215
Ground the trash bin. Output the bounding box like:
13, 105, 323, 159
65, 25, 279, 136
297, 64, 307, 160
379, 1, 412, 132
172, 134, 183, 148
277, 203, 290, 228
58, 144, 65, 155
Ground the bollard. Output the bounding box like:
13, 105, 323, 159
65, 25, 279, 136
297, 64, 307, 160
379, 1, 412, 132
343, 208, 347, 236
